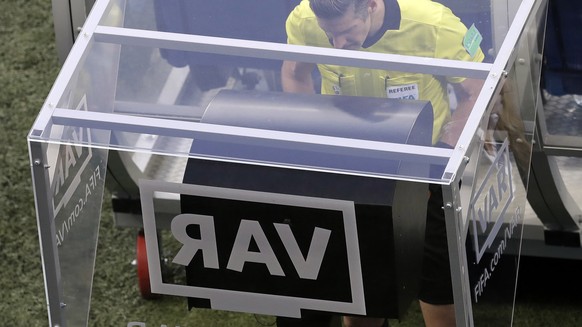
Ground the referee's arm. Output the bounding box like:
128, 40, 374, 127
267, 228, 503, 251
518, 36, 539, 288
440, 78, 485, 147
281, 60, 317, 94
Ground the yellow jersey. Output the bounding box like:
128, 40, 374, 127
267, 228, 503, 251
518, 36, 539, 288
286, 0, 485, 144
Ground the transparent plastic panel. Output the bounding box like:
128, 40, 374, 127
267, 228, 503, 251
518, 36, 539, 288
53, 42, 121, 114
102, 0, 300, 46
489, 0, 525, 58
98, 0, 126, 28
462, 88, 528, 326
43, 33, 489, 184
43, 35, 122, 153
38, 139, 108, 326
89, 150, 431, 323
98, 0, 514, 63
58, 148, 108, 326
31, 0, 525, 185
437, 0, 495, 63
462, 4, 543, 322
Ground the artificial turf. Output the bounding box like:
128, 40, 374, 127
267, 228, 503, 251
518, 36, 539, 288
0, 0, 61, 325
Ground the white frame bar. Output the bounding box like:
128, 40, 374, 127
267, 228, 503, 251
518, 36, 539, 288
47, 108, 453, 182
93, 25, 493, 79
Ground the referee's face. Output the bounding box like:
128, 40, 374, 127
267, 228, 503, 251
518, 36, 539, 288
316, 3, 372, 50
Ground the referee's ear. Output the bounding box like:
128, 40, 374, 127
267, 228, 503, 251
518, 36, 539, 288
368, 0, 379, 14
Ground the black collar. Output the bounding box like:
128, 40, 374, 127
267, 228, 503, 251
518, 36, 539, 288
362, 0, 401, 48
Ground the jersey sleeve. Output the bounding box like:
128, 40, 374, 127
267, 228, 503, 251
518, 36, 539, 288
286, 0, 329, 47
286, 1, 308, 45
435, 6, 485, 83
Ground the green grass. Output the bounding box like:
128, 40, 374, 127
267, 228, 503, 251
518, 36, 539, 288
0, 0, 60, 326
2, 0, 582, 326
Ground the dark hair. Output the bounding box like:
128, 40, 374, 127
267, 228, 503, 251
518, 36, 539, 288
309, 0, 369, 19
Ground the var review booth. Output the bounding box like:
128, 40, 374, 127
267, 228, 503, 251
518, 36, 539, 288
29, 0, 547, 326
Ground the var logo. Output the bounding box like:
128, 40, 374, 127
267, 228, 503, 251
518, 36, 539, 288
139, 180, 365, 318
49, 96, 92, 215
469, 138, 514, 263
171, 214, 331, 280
